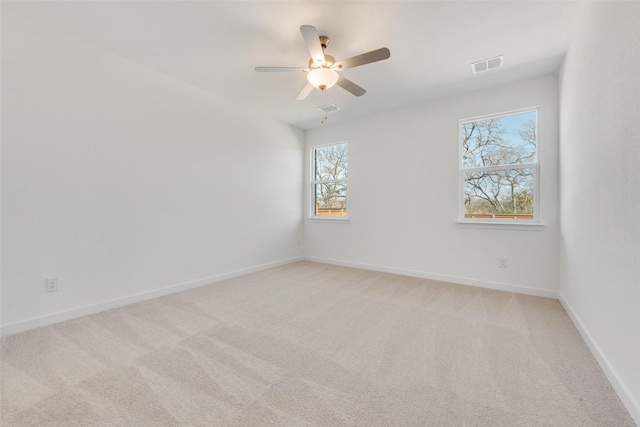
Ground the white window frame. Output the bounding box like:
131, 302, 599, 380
310, 141, 349, 221
458, 107, 542, 228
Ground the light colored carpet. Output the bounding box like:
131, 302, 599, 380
1, 261, 634, 426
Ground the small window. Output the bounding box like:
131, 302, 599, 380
312, 142, 348, 218
460, 108, 539, 222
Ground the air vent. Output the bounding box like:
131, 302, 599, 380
471, 55, 504, 74
318, 104, 340, 114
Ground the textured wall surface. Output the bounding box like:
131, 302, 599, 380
559, 1, 640, 422
305, 75, 560, 295
1, 11, 304, 331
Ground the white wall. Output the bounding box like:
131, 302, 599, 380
559, 1, 640, 422
1, 11, 304, 334
305, 74, 560, 296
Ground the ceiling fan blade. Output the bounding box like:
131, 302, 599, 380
255, 67, 307, 72
295, 83, 314, 101
336, 75, 366, 97
300, 25, 325, 65
333, 48, 390, 70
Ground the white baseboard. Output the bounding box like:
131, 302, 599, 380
304, 256, 559, 299
0, 256, 304, 338
559, 293, 640, 426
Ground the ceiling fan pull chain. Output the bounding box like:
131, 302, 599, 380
321, 89, 328, 124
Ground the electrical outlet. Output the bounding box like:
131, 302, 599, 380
297, 240, 302, 247
45, 278, 59, 292
498, 259, 508, 268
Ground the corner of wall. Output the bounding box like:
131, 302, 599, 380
559, 293, 640, 424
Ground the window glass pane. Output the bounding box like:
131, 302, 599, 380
314, 143, 348, 181
462, 111, 537, 169
464, 168, 534, 218
315, 183, 347, 216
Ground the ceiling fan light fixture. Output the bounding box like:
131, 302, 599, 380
307, 67, 339, 90
255, 25, 390, 100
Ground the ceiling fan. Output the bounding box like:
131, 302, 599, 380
255, 25, 390, 100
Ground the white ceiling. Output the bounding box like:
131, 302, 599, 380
3, 1, 587, 130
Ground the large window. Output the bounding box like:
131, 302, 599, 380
312, 142, 348, 217
460, 108, 539, 222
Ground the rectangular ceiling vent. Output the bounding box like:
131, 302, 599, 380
471, 55, 504, 74
318, 104, 340, 114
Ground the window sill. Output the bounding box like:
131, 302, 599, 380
456, 221, 545, 231
308, 217, 350, 223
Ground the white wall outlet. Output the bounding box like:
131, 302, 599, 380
45, 277, 59, 292
498, 258, 508, 268
297, 240, 302, 247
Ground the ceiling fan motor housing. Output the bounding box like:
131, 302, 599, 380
309, 54, 336, 69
